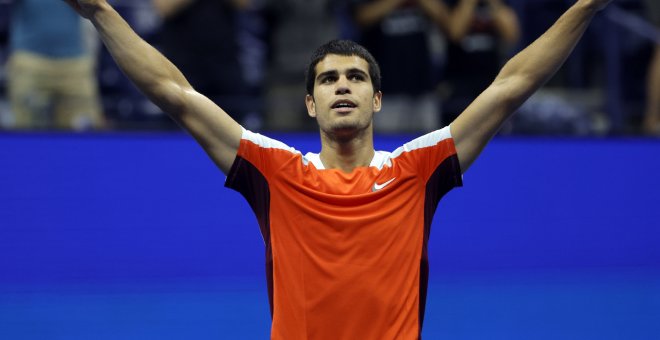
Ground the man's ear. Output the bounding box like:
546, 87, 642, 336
306, 94, 317, 118
373, 91, 382, 113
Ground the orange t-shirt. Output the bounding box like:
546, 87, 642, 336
225, 127, 462, 339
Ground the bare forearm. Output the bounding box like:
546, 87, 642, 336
496, 0, 599, 97
90, 3, 189, 113
449, 0, 609, 173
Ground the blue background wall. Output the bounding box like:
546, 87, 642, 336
1, 132, 659, 339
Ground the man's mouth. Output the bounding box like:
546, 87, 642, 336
331, 100, 357, 113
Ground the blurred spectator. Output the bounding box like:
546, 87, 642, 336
441, 0, 520, 124
262, 0, 339, 131
642, 0, 660, 135
0, 2, 10, 127
6, 0, 105, 130
153, 0, 263, 130
350, 0, 452, 133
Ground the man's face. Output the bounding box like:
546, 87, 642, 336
306, 54, 382, 137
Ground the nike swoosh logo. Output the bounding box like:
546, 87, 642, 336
372, 177, 396, 192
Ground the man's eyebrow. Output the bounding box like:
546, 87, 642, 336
316, 70, 338, 81
346, 68, 368, 77
316, 68, 368, 81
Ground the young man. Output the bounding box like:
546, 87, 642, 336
63, 0, 612, 338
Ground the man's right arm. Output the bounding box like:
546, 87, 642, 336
64, 0, 242, 174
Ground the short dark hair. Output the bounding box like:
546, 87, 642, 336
305, 40, 381, 96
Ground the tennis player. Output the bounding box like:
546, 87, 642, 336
63, 0, 612, 338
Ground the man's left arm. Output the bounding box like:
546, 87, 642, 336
450, 0, 611, 173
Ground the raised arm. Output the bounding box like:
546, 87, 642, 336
450, 0, 611, 173
63, 0, 242, 174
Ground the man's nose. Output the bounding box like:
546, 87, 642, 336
335, 76, 351, 95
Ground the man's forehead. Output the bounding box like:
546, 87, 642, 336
315, 54, 369, 74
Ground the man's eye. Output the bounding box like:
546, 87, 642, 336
321, 76, 336, 84
349, 74, 365, 81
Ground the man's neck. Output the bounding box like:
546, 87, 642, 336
319, 130, 375, 173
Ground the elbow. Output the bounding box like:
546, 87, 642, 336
147, 81, 190, 117
491, 74, 537, 108
496, 56, 546, 91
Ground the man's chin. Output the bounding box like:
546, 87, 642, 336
325, 122, 371, 141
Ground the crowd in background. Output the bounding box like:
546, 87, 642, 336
0, 0, 658, 135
